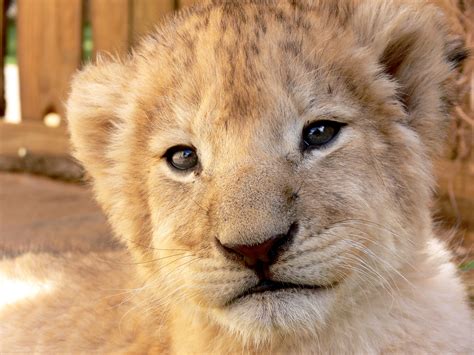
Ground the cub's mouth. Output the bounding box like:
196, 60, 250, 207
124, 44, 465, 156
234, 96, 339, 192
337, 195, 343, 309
228, 279, 333, 305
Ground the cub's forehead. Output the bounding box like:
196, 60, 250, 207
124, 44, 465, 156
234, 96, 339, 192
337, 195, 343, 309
132, 1, 390, 148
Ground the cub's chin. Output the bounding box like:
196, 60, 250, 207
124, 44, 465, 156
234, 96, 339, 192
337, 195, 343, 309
211, 281, 336, 339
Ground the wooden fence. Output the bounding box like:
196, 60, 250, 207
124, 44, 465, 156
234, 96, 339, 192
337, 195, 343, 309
0, 0, 198, 163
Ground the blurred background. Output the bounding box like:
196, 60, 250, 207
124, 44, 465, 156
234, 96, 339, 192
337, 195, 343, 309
0, 0, 472, 302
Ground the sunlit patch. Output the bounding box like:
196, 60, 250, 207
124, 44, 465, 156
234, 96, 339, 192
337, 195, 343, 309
0, 274, 54, 309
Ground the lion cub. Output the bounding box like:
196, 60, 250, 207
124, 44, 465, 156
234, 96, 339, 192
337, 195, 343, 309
1, 0, 472, 353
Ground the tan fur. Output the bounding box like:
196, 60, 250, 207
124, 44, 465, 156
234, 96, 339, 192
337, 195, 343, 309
1, 0, 472, 353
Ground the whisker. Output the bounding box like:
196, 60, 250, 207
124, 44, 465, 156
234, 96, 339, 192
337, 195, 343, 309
111, 253, 193, 266
333, 218, 416, 245
323, 228, 418, 272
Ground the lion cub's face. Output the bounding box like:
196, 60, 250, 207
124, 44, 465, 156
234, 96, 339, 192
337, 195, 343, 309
68, 0, 463, 343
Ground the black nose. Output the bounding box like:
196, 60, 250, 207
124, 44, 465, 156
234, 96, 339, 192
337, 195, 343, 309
217, 223, 298, 279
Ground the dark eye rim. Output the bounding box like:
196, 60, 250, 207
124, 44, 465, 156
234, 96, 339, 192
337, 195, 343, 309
164, 145, 199, 171
302, 119, 347, 151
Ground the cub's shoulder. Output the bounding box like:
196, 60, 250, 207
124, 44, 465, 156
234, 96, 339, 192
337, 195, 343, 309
0, 251, 160, 353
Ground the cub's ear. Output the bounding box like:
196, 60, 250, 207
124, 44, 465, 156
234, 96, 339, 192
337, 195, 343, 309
349, 0, 468, 155
67, 59, 128, 181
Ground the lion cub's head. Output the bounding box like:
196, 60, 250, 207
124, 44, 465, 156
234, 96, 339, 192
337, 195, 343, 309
68, 0, 465, 344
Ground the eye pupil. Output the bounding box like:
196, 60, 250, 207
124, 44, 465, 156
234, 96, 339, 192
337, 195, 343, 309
166, 146, 198, 171
303, 120, 343, 149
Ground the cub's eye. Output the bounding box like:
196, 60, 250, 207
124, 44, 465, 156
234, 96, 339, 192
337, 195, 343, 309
165, 146, 199, 171
302, 120, 345, 149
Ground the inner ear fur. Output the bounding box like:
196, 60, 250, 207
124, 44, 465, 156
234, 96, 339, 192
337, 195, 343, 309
67, 59, 128, 181
67, 59, 136, 232
349, 0, 467, 155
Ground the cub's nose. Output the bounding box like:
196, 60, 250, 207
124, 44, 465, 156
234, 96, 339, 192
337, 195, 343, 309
227, 236, 281, 266
216, 223, 298, 277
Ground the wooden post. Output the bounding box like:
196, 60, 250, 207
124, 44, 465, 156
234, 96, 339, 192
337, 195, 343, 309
90, 0, 130, 56
90, 0, 175, 56
17, 0, 83, 122
131, 0, 175, 44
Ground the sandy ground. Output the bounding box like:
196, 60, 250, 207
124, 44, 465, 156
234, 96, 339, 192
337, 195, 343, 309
0, 172, 117, 256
